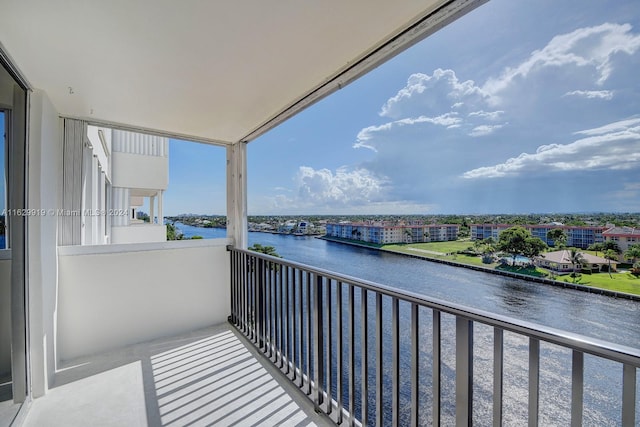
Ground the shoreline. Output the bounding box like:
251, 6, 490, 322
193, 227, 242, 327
319, 236, 640, 302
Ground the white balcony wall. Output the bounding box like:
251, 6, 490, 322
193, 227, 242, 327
0, 257, 11, 378
111, 224, 167, 244
86, 126, 111, 181
111, 152, 168, 190
112, 130, 167, 157
27, 90, 63, 396
56, 239, 232, 361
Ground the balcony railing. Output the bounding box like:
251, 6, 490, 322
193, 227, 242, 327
228, 247, 639, 426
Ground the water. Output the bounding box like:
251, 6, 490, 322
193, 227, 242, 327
176, 224, 640, 425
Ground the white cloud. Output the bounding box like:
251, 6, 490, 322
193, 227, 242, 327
483, 23, 640, 99
468, 124, 505, 137
354, 113, 462, 151
468, 110, 505, 120
379, 69, 488, 119
574, 117, 640, 136
462, 118, 640, 178
564, 90, 614, 100
295, 166, 389, 205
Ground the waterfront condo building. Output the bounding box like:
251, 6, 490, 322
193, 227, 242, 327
603, 226, 640, 261
326, 222, 460, 244
470, 223, 608, 249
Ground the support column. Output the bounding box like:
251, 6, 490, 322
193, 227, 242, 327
149, 195, 155, 224
226, 142, 248, 249
158, 190, 164, 225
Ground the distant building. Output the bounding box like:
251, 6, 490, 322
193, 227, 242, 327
602, 226, 640, 260
534, 250, 618, 273
470, 224, 608, 249
325, 222, 459, 244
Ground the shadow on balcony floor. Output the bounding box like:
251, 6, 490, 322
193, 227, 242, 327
22, 324, 332, 426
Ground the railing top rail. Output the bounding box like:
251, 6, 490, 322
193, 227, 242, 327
230, 246, 640, 366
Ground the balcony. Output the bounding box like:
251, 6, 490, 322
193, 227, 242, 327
22, 324, 331, 427
18, 242, 639, 426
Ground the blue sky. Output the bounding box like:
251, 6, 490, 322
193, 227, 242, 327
166, 0, 640, 215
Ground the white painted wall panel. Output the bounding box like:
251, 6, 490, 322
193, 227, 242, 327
111, 225, 166, 244
111, 152, 168, 190
57, 241, 231, 361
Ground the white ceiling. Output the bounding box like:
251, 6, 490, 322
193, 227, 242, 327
0, 0, 484, 144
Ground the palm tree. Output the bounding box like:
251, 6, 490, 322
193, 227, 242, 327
567, 248, 585, 283
587, 242, 604, 256
624, 244, 640, 265
603, 249, 618, 278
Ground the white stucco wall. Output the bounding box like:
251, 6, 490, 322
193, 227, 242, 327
111, 152, 168, 190
0, 256, 11, 378
28, 90, 62, 396
111, 224, 167, 244
57, 239, 231, 361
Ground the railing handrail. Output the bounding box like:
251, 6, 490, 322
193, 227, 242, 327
230, 246, 640, 366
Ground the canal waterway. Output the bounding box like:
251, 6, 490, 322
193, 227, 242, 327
176, 224, 640, 425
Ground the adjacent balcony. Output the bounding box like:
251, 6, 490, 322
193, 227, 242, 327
20, 242, 640, 426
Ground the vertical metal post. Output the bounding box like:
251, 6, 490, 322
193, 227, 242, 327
376, 293, 383, 427
297, 269, 303, 387
392, 297, 400, 427
571, 350, 583, 427
349, 284, 356, 427
325, 278, 333, 413
313, 274, 324, 410
305, 271, 312, 394
493, 328, 504, 427
284, 266, 290, 373
433, 310, 441, 426
361, 288, 368, 426
411, 303, 419, 427
336, 282, 344, 425
257, 257, 265, 349
622, 364, 637, 427
456, 317, 473, 427
528, 338, 540, 427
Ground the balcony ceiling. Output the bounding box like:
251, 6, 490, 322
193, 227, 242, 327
0, 0, 483, 145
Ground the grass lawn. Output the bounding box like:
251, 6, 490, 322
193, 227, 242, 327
559, 272, 640, 295
383, 241, 473, 255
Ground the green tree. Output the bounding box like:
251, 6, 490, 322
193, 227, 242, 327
249, 243, 281, 258
567, 248, 585, 283
523, 237, 548, 262
166, 223, 183, 240
603, 249, 618, 278
624, 244, 640, 265
587, 242, 604, 256
496, 226, 530, 265
546, 228, 567, 248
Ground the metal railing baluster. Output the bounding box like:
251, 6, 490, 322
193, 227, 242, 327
456, 317, 473, 427
622, 364, 637, 426
493, 328, 504, 427
528, 338, 540, 427
336, 281, 344, 425
376, 292, 383, 427
571, 350, 584, 427
411, 303, 419, 427
313, 274, 324, 410
433, 310, 441, 426
325, 277, 333, 414
349, 284, 355, 427
392, 297, 399, 427
361, 288, 368, 426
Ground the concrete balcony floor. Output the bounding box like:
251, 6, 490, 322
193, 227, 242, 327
22, 324, 332, 427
